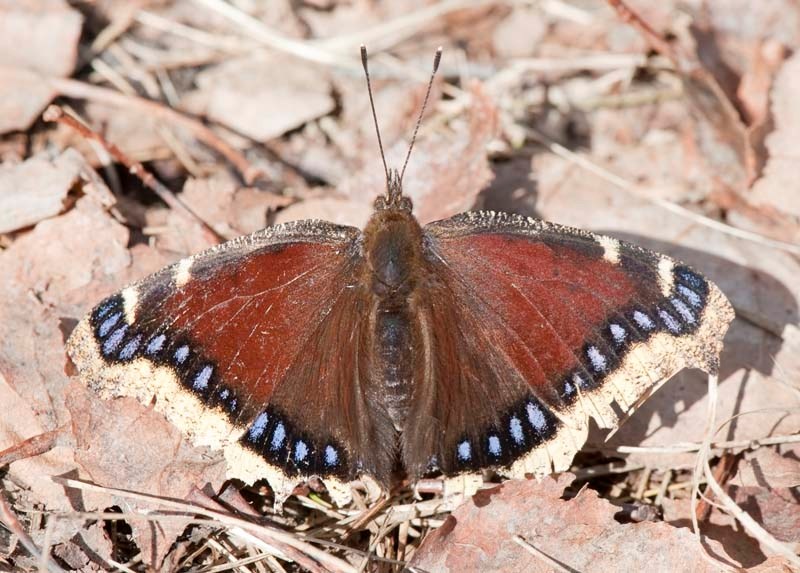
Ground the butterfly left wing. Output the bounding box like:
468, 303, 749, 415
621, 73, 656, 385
403, 211, 734, 484
67, 220, 394, 505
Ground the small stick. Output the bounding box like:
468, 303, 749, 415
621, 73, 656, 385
0, 426, 68, 468
0, 493, 65, 573
513, 535, 572, 573
43, 105, 223, 245
605, 0, 680, 69
694, 452, 737, 522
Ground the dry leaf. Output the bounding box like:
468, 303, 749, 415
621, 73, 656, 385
410, 475, 737, 572
186, 55, 335, 142
0, 0, 82, 133
66, 381, 227, 568
0, 149, 85, 233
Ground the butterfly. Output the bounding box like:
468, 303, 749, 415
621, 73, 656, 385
66, 48, 734, 506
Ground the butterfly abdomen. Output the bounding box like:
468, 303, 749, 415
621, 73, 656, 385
363, 205, 426, 433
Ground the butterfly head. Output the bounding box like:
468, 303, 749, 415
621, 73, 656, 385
374, 168, 412, 212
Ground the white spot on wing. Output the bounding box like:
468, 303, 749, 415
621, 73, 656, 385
597, 235, 621, 264
122, 287, 138, 325
174, 257, 194, 288
657, 257, 675, 297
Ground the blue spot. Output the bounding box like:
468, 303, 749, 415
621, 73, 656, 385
270, 422, 286, 450
677, 285, 702, 308
174, 345, 189, 364
248, 412, 268, 441
95, 300, 116, 319
118, 334, 142, 360
102, 324, 128, 356
658, 309, 682, 334
98, 312, 121, 337
526, 401, 547, 431
294, 440, 308, 462
488, 435, 501, 456
219, 388, 230, 400
457, 440, 471, 461
609, 323, 626, 344
229, 399, 238, 411
324, 445, 339, 466
677, 269, 705, 290
573, 373, 590, 390
562, 379, 575, 397
633, 310, 655, 331
670, 298, 696, 324
145, 334, 166, 355
193, 365, 213, 390
509, 416, 524, 444
587, 346, 607, 373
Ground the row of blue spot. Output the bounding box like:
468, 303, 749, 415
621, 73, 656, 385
242, 408, 343, 476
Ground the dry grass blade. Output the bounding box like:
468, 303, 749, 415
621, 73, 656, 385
513, 535, 573, 573
0, 494, 64, 573
692, 374, 800, 568
49, 477, 357, 572
42, 105, 223, 245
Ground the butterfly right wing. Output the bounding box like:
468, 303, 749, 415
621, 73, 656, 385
67, 220, 394, 504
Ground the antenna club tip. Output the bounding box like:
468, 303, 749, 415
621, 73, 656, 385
360, 45, 368, 68
433, 46, 443, 71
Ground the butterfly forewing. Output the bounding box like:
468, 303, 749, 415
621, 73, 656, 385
66, 220, 389, 504
412, 211, 733, 480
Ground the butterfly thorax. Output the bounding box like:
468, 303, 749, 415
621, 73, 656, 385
363, 197, 424, 431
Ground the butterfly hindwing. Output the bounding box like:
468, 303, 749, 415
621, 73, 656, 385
409, 211, 734, 480
66, 220, 392, 504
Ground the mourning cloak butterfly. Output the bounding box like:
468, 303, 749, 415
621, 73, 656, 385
66, 48, 734, 506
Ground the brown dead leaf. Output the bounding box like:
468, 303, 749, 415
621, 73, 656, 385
0, 0, 82, 133
734, 446, 800, 490
273, 196, 372, 228
185, 55, 335, 142
749, 51, 800, 219
410, 475, 737, 572
65, 381, 227, 569
0, 149, 86, 233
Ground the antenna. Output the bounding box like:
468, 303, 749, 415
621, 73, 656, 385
360, 45, 390, 185
399, 46, 442, 184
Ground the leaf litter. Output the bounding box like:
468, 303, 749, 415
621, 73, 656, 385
0, 0, 799, 571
